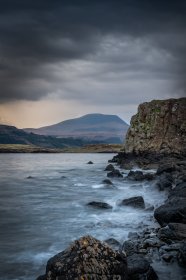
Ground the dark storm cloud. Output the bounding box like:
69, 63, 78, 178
0, 0, 185, 102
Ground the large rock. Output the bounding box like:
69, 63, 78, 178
127, 254, 158, 280
119, 196, 145, 209
104, 164, 115, 171
158, 223, 186, 241
154, 198, 186, 226
124, 98, 186, 154
37, 235, 128, 280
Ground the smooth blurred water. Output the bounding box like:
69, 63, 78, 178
0, 153, 176, 280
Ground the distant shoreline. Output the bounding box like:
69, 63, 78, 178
0, 144, 123, 153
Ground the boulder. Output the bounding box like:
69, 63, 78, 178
178, 242, 186, 265
154, 198, 186, 226
122, 240, 138, 256
119, 196, 145, 209
127, 254, 158, 280
87, 161, 93, 164
156, 164, 176, 175
107, 169, 123, 178
168, 181, 186, 198
86, 201, 112, 209
104, 164, 115, 172
156, 173, 173, 191
127, 171, 145, 181
104, 238, 121, 250
37, 235, 128, 280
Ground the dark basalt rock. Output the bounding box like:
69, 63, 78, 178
127, 171, 145, 181
154, 198, 186, 226
127, 253, 158, 280
119, 196, 145, 209
37, 235, 128, 280
122, 240, 138, 256
178, 242, 186, 265
87, 201, 113, 209
107, 169, 123, 178
104, 238, 121, 250
156, 173, 173, 191
127, 170, 155, 181
104, 164, 115, 171
156, 164, 176, 175
87, 161, 93, 164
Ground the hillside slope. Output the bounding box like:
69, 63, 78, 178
25, 113, 129, 143
0, 125, 95, 148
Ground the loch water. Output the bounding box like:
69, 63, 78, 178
0, 153, 184, 280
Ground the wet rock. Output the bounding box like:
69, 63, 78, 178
145, 205, 154, 211
107, 169, 123, 178
102, 179, 113, 185
158, 225, 178, 242
104, 164, 115, 171
143, 237, 162, 249
87, 161, 93, 164
127, 170, 145, 181
178, 242, 186, 265
27, 176, 34, 179
158, 223, 186, 242
162, 254, 174, 262
119, 196, 145, 209
127, 253, 158, 280
128, 232, 140, 240
38, 235, 128, 280
122, 240, 138, 256
169, 182, 186, 198
156, 164, 176, 175
86, 201, 113, 209
156, 173, 173, 191
154, 198, 186, 226
104, 238, 121, 250
168, 223, 186, 239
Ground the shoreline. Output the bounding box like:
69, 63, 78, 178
36, 152, 186, 279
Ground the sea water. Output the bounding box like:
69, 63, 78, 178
0, 153, 183, 280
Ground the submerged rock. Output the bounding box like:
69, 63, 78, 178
37, 235, 128, 280
102, 179, 113, 185
119, 196, 145, 209
86, 201, 113, 209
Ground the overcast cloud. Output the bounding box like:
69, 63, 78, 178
0, 0, 185, 126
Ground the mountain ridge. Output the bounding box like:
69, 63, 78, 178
24, 113, 129, 143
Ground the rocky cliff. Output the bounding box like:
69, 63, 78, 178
125, 98, 186, 154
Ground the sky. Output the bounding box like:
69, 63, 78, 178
0, 0, 185, 128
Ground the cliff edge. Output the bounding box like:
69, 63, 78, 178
125, 98, 186, 155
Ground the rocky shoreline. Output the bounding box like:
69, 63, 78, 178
36, 152, 186, 280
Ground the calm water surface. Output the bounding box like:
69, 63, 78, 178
0, 153, 184, 279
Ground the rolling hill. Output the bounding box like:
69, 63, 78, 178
0, 125, 96, 148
